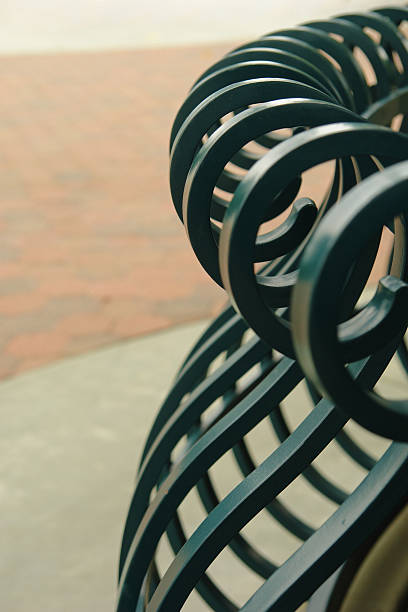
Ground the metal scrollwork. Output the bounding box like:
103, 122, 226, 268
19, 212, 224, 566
118, 7, 408, 612
292, 160, 408, 441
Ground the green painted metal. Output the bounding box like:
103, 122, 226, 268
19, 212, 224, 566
117, 6, 408, 611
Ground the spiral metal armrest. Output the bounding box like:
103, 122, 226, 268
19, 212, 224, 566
117, 7, 408, 611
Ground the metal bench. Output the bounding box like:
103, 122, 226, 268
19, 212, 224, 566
117, 6, 408, 611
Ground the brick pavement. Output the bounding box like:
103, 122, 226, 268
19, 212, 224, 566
0, 44, 391, 380
0, 45, 234, 379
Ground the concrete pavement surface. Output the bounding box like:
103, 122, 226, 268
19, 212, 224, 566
0, 319, 403, 611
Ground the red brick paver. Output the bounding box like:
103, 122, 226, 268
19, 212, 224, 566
0, 45, 392, 380
0, 45, 233, 379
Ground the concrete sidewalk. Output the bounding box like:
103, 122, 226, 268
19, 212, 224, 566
1, 319, 403, 611
0, 320, 207, 612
